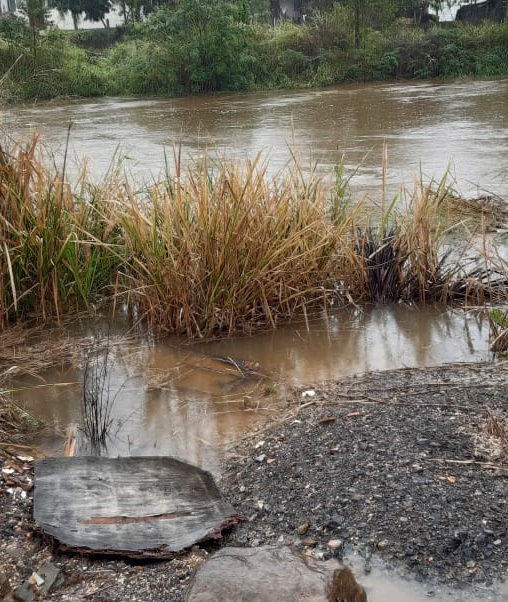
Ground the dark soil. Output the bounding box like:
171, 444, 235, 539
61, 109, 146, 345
1, 362, 507, 601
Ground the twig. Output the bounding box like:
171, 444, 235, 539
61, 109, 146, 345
429, 458, 508, 470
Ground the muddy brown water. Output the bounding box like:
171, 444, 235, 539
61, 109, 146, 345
14, 305, 491, 471
2, 79, 508, 199
4, 80, 507, 601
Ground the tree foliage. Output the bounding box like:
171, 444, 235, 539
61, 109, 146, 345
142, 0, 256, 93
17, 0, 49, 30
49, 0, 113, 29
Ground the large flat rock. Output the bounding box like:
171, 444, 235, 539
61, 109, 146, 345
34, 456, 241, 558
186, 545, 367, 602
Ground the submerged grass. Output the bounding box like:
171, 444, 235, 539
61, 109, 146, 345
1, 134, 507, 337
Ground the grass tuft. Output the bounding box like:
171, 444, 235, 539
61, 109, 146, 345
1, 134, 507, 336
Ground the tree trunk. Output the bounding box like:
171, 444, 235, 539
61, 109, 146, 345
354, 0, 360, 49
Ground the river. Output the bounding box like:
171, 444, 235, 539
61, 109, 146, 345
4, 79, 508, 602
2, 78, 508, 199
5, 78, 505, 465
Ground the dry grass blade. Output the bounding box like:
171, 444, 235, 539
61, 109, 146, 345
2, 134, 507, 336
473, 407, 508, 463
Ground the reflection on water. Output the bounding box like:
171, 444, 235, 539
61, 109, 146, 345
2, 79, 508, 199
14, 305, 491, 475
347, 552, 506, 602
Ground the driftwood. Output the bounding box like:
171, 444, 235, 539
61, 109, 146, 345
34, 456, 242, 558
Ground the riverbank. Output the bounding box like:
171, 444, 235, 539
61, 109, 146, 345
2, 8, 508, 101
1, 362, 507, 600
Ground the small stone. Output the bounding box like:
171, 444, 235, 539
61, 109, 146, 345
301, 390, 316, 398
493, 539, 502, 546
377, 539, 389, 550
297, 522, 309, 535
255, 454, 266, 463
300, 537, 317, 547
327, 539, 343, 551
324, 515, 344, 529
311, 548, 330, 560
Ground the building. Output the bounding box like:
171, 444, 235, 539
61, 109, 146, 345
456, 0, 508, 23
0, 0, 17, 15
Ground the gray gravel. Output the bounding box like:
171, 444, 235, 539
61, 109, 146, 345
220, 363, 508, 599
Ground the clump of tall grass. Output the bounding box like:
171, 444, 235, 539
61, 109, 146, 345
2, 134, 507, 337
117, 152, 357, 336
0, 135, 122, 327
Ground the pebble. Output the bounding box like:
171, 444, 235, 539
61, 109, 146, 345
300, 537, 317, 547
297, 522, 309, 535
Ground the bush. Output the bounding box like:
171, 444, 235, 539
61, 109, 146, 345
0, 22, 106, 99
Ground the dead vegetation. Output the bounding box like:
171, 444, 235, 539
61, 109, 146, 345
1, 135, 508, 337
473, 407, 508, 463
0, 395, 43, 458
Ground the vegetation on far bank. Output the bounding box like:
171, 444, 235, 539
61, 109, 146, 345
1, 0, 508, 100
0, 134, 506, 338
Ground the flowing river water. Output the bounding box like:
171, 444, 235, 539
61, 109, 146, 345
3, 79, 508, 601
2, 78, 508, 198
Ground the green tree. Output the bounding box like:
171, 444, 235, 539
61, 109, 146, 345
340, 0, 397, 48
144, 0, 255, 93
49, 0, 113, 29
18, 0, 48, 30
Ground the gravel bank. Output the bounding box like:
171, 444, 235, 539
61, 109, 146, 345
1, 362, 507, 600
221, 363, 508, 599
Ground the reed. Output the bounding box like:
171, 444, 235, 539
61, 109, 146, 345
0, 136, 121, 327
1, 134, 507, 337
82, 332, 114, 455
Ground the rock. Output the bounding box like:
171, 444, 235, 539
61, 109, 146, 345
327, 567, 367, 602
297, 522, 309, 535
13, 561, 60, 602
327, 539, 343, 552
186, 545, 361, 602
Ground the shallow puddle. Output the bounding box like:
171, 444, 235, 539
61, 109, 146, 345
349, 553, 506, 602
13, 305, 492, 476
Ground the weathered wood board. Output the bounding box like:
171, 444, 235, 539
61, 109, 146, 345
34, 456, 241, 557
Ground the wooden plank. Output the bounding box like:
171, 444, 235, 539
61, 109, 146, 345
34, 456, 242, 557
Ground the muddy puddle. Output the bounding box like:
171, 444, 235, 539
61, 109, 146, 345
9, 304, 506, 602
13, 304, 491, 476
347, 552, 506, 602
